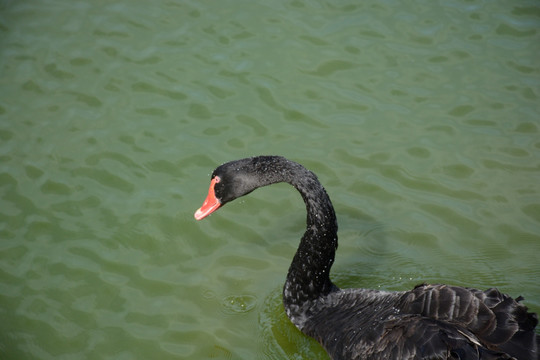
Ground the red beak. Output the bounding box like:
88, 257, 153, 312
194, 177, 221, 220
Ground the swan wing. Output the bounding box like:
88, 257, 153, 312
397, 284, 538, 359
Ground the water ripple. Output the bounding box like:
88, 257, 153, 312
1, 1, 539, 359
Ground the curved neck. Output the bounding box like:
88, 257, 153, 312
271, 160, 338, 320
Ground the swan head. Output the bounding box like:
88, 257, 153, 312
194, 157, 275, 220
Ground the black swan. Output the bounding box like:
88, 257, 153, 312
194, 155, 539, 359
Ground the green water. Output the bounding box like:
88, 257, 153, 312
1, 0, 539, 358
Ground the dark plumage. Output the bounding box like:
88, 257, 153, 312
194, 156, 539, 359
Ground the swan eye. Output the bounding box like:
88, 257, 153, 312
214, 176, 221, 183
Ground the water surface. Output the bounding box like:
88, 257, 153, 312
1, 0, 539, 359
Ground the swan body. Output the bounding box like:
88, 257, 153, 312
194, 156, 538, 360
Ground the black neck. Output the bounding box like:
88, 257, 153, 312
272, 159, 338, 316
